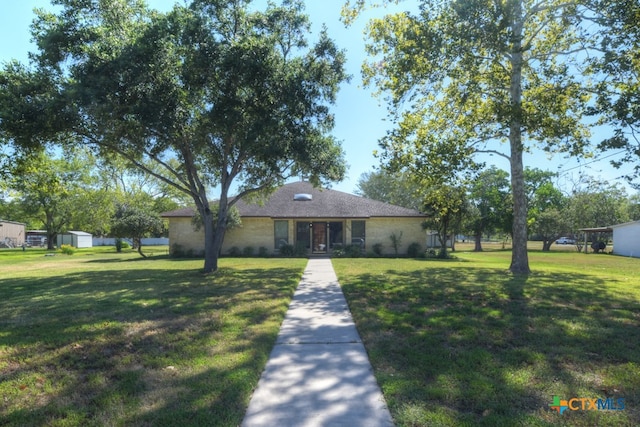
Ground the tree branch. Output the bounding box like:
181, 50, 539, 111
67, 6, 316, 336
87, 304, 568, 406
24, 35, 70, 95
474, 149, 511, 161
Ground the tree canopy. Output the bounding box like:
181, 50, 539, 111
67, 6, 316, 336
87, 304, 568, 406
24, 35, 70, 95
3, 149, 100, 249
466, 166, 511, 251
2, 0, 348, 272
344, 0, 601, 273
355, 169, 422, 210
111, 204, 164, 258
588, 0, 640, 186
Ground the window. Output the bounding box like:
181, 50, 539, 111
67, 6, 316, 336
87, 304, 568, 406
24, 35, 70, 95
329, 222, 344, 248
296, 222, 310, 250
274, 220, 289, 249
351, 220, 365, 248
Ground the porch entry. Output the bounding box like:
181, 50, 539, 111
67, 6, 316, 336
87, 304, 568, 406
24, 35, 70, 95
296, 221, 345, 254
312, 222, 327, 253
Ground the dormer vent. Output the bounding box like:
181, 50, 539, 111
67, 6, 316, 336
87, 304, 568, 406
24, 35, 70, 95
293, 193, 313, 201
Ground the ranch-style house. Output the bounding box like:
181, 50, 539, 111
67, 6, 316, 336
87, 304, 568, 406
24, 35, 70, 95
162, 181, 427, 257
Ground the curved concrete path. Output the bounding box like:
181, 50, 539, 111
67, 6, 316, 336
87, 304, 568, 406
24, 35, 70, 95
242, 258, 394, 427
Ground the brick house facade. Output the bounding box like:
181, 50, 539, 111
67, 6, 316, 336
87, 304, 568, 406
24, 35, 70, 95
162, 181, 427, 257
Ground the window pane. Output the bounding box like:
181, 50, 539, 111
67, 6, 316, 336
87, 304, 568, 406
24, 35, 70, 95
296, 222, 310, 249
351, 220, 365, 248
329, 222, 343, 249
274, 220, 288, 248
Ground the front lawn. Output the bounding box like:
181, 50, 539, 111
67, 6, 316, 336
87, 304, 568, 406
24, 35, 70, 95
0, 248, 306, 426
333, 251, 640, 426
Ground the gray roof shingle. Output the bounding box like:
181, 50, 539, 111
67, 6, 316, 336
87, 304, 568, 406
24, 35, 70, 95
162, 181, 425, 219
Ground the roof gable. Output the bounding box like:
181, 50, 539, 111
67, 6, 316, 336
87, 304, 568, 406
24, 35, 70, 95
162, 181, 425, 219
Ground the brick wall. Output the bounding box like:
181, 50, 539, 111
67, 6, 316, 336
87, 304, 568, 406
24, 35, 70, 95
168, 216, 426, 256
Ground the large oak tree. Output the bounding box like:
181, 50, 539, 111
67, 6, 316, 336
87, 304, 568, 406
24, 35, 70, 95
4, 0, 348, 273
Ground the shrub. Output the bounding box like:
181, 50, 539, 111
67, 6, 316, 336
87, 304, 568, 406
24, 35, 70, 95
59, 244, 75, 255
424, 248, 438, 258
335, 244, 362, 258
372, 243, 384, 256
407, 242, 422, 258
425, 247, 452, 259
294, 242, 308, 256
243, 246, 255, 257
389, 232, 403, 256
349, 244, 363, 257
228, 246, 241, 257
115, 238, 123, 253
279, 244, 295, 256
258, 246, 269, 257
171, 244, 185, 258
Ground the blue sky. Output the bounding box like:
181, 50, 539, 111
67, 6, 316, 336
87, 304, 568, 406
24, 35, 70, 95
1, 1, 636, 196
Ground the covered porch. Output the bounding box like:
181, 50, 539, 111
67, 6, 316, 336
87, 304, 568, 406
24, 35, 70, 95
577, 226, 613, 253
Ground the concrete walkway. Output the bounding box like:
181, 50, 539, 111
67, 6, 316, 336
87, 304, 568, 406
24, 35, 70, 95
242, 258, 394, 427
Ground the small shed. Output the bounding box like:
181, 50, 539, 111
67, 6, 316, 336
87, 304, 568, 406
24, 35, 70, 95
0, 220, 26, 248
57, 231, 93, 248
610, 220, 640, 258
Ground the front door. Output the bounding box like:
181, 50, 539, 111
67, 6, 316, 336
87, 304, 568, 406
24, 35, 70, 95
312, 222, 327, 253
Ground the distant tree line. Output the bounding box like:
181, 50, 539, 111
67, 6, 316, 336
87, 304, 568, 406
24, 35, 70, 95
357, 167, 640, 253
0, 147, 188, 251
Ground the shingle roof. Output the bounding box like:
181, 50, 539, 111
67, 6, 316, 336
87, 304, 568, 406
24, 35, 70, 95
162, 181, 425, 219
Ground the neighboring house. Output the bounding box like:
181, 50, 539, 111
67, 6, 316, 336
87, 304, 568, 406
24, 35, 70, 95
0, 220, 26, 248
610, 220, 640, 258
162, 181, 427, 256
57, 231, 93, 248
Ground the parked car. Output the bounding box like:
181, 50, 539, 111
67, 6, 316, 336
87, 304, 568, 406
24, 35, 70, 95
555, 237, 575, 245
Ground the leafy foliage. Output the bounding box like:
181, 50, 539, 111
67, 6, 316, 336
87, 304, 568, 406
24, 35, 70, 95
588, 0, 640, 186
465, 166, 511, 251
421, 183, 466, 257
191, 203, 241, 231
356, 169, 422, 210
345, 0, 596, 273
110, 204, 164, 258
3, 149, 103, 249
406, 242, 421, 258
59, 244, 75, 255
5, 0, 348, 273
525, 169, 569, 250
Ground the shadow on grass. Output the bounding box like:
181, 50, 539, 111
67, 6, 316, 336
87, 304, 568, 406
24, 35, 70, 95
340, 265, 640, 426
0, 263, 303, 426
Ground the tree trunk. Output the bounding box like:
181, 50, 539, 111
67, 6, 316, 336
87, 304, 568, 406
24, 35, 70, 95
438, 218, 449, 258
508, 0, 531, 274
474, 232, 483, 251
46, 211, 56, 250
210, 199, 230, 271
201, 207, 216, 273
137, 238, 147, 258
542, 240, 552, 251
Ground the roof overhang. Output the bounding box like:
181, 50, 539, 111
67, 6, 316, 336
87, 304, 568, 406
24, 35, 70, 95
578, 227, 613, 233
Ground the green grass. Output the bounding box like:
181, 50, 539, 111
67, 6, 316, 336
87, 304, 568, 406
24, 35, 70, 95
333, 251, 640, 426
0, 247, 306, 426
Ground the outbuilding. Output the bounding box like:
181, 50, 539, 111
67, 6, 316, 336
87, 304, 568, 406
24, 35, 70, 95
57, 231, 93, 248
610, 220, 640, 258
0, 220, 26, 248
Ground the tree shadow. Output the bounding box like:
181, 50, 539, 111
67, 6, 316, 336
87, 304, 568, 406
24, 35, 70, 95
340, 265, 640, 425
0, 264, 303, 426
